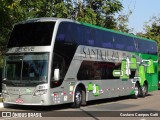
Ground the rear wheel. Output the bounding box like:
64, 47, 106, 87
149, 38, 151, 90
140, 83, 148, 97
133, 83, 141, 99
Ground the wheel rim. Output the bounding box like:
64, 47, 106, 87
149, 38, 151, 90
142, 85, 147, 95
134, 86, 139, 96
75, 91, 82, 104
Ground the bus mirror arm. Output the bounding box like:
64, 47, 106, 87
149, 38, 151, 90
2, 78, 7, 84
53, 68, 60, 81
3, 78, 7, 81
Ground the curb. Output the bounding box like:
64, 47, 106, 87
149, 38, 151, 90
0, 103, 3, 108
0, 97, 3, 108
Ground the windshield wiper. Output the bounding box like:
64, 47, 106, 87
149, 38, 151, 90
33, 81, 46, 84
2, 80, 17, 86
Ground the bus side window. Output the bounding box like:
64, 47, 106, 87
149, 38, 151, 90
102, 42, 113, 48
115, 43, 124, 50
152, 42, 157, 55
144, 41, 157, 55
126, 46, 134, 51
87, 39, 94, 46
56, 34, 65, 41
77, 61, 121, 80
134, 39, 139, 52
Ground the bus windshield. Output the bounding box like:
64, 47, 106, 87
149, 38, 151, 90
4, 53, 48, 86
7, 22, 55, 47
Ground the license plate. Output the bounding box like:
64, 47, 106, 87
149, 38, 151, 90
16, 98, 24, 103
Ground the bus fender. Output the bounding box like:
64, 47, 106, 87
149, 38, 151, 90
72, 82, 87, 102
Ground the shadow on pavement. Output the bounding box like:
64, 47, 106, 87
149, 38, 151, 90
3, 94, 153, 111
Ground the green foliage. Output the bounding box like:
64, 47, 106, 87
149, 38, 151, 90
137, 16, 160, 44
116, 10, 133, 33
0, 0, 128, 68
137, 16, 160, 73
84, 0, 123, 28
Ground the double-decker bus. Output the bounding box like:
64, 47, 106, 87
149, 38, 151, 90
2, 18, 158, 108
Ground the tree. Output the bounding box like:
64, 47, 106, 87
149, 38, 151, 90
82, 0, 123, 28
0, 0, 125, 68
116, 10, 133, 33
142, 16, 160, 41
137, 16, 160, 72
137, 16, 160, 50
0, 0, 57, 67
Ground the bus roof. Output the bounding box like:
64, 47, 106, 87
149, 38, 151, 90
80, 22, 157, 43
18, 17, 77, 25
17, 17, 156, 44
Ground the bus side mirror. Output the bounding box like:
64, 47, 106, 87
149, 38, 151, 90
54, 68, 60, 81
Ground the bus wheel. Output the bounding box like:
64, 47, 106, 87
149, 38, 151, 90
3, 103, 11, 108
133, 83, 140, 99
71, 87, 82, 108
81, 90, 87, 106
141, 83, 148, 98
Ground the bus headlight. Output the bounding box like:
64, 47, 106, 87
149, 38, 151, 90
2, 84, 8, 95
33, 89, 47, 96
2, 89, 8, 95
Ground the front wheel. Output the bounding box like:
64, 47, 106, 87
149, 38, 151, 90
3, 103, 11, 108
71, 87, 82, 108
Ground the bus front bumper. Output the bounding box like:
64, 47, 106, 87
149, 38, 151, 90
2, 94, 50, 106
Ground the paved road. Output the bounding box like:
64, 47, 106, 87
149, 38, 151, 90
0, 90, 160, 120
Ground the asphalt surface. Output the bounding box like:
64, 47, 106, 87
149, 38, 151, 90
0, 90, 160, 120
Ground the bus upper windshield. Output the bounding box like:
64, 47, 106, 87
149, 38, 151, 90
4, 53, 48, 86
7, 22, 55, 48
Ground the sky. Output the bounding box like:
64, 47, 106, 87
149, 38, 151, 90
120, 0, 160, 33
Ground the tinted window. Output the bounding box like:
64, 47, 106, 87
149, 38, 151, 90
151, 42, 157, 55
113, 34, 125, 50
55, 22, 78, 80
56, 22, 80, 44
8, 22, 55, 47
138, 39, 146, 54
5, 53, 49, 81
77, 61, 121, 80
56, 22, 157, 55
148, 41, 157, 55
138, 39, 157, 55
125, 37, 136, 52
99, 30, 114, 49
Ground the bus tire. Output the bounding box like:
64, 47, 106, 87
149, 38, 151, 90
133, 83, 140, 99
3, 103, 10, 108
140, 83, 148, 98
71, 87, 82, 108
81, 90, 87, 106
